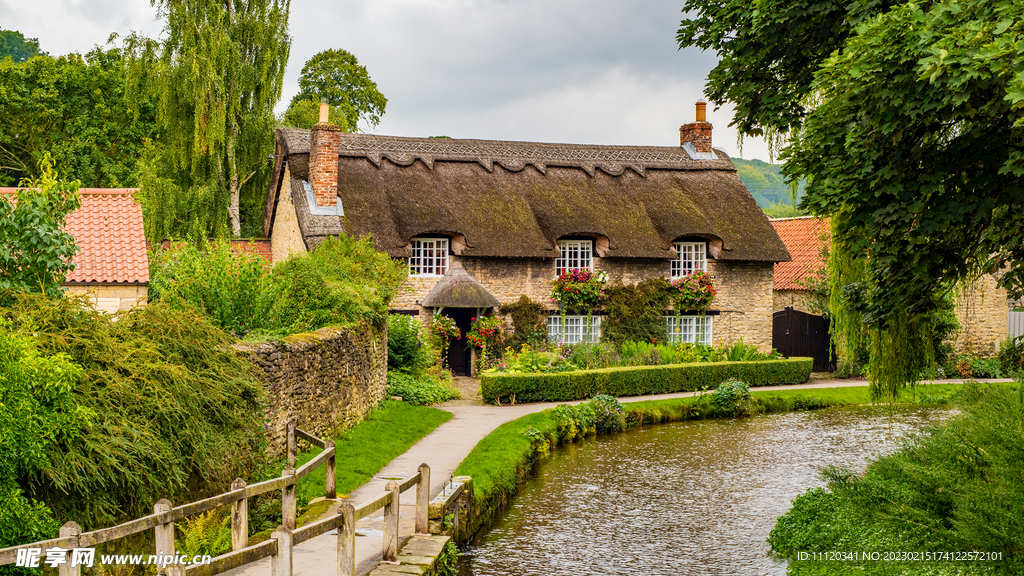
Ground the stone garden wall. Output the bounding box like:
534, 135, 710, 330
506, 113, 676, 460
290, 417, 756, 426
235, 322, 387, 456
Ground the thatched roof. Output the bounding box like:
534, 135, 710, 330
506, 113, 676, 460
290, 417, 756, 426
421, 261, 501, 308
268, 130, 791, 262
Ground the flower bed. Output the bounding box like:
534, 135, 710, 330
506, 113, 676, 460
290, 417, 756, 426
480, 357, 814, 404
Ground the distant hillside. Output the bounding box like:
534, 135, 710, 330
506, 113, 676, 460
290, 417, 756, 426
731, 158, 805, 210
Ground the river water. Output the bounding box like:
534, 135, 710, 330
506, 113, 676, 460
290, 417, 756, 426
457, 405, 953, 576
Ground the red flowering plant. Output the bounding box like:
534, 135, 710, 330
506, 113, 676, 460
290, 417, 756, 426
429, 314, 461, 369
466, 315, 505, 349
670, 270, 716, 312
550, 269, 608, 342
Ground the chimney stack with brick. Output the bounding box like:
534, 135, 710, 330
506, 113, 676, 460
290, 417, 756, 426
679, 100, 713, 154
310, 102, 342, 208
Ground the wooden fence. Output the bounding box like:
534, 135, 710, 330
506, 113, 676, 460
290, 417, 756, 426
1009, 310, 1024, 339
0, 421, 433, 576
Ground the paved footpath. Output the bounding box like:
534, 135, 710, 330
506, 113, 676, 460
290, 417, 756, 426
224, 377, 1010, 576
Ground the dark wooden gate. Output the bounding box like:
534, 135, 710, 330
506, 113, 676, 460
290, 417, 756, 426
773, 307, 834, 372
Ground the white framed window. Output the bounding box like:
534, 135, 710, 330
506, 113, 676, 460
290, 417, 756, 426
409, 238, 448, 277
671, 241, 707, 278
547, 315, 601, 344
556, 239, 593, 276
665, 315, 713, 345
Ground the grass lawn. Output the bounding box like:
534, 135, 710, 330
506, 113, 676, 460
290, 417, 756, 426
293, 400, 452, 503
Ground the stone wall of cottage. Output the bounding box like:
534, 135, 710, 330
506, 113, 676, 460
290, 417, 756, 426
773, 289, 821, 315
707, 261, 775, 350
234, 323, 387, 456
65, 284, 148, 313
954, 273, 1009, 356
271, 164, 309, 264
391, 255, 775, 350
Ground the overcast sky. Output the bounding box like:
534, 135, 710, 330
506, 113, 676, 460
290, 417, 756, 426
3, 0, 772, 160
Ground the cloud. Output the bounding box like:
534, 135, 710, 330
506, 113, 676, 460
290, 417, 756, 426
6, 0, 772, 160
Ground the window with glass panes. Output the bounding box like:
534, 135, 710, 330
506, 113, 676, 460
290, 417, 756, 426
664, 315, 713, 344
555, 239, 593, 276
547, 315, 601, 344
671, 241, 707, 278
409, 238, 448, 277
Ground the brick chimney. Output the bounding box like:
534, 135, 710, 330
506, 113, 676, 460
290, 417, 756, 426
309, 102, 342, 208
679, 100, 713, 154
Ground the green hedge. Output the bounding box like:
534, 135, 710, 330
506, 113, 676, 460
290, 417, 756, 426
481, 358, 813, 404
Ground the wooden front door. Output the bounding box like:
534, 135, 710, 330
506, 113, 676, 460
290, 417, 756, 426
444, 309, 475, 377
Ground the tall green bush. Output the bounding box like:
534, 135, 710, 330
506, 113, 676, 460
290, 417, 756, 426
2, 294, 267, 529
601, 279, 673, 344
0, 158, 80, 302
499, 296, 548, 349
0, 321, 89, 548
149, 240, 274, 337
387, 314, 427, 374
269, 235, 405, 333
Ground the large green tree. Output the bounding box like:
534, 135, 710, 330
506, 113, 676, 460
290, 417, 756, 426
679, 0, 1024, 396
0, 48, 157, 187
126, 0, 291, 238
0, 29, 46, 62
285, 48, 387, 131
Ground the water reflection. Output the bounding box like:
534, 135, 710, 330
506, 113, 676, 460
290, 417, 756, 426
458, 405, 953, 576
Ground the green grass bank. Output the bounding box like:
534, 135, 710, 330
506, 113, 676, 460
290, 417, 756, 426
481, 357, 813, 404
454, 382, 1002, 540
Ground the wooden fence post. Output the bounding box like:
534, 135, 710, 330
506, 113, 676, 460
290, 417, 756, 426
286, 420, 297, 468
336, 502, 355, 576
382, 480, 399, 563
231, 478, 248, 550
59, 522, 81, 576
415, 463, 430, 534
325, 440, 336, 499
154, 499, 175, 575
282, 467, 297, 530
270, 526, 293, 576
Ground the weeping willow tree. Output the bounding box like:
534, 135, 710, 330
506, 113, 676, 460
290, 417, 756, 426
125, 0, 291, 241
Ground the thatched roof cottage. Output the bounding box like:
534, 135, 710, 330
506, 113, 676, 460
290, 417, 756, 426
263, 102, 790, 375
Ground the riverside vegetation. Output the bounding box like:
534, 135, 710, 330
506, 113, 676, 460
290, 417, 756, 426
769, 383, 1024, 575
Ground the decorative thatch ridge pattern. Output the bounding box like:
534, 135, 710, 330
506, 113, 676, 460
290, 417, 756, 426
421, 261, 501, 309
269, 130, 791, 263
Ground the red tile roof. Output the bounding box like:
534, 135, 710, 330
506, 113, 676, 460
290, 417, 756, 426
770, 216, 830, 290
1, 188, 149, 284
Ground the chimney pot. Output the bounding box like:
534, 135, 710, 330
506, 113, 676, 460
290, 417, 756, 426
318, 102, 330, 124
680, 99, 713, 154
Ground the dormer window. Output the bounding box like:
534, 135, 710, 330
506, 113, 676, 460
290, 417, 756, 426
556, 239, 593, 276
671, 241, 707, 278
409, 238, 448, 277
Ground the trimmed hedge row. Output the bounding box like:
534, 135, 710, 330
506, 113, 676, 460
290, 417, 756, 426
481, 358, 814, 404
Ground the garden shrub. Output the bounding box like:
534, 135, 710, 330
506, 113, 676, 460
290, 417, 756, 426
0, 321, 89, 548
2, 293, 267, 529
269, 235, 405, 334
387, 314, 427, 374
999, 336, 1024, 374
500, 296, 548, 349
711, 378, 751, 417
386, 371, 459, 406
481, 357, 813, 404
551, 403, 595, 442
601, 279, 672, 344
149, 240, 274, 337
591, 394, 626, 433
